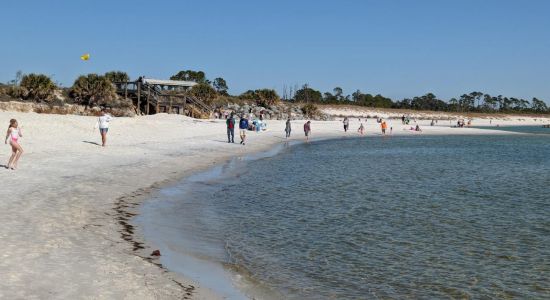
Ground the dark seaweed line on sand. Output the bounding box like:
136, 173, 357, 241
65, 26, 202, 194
114, 187, 196, 300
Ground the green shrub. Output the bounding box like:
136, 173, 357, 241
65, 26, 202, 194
17, 73, 57, 102
255, 89, 280, 107
190, 83, 217, 105
301, 103, 319, 118
238, 89, 280, 107
104, 71, 130, 83
70, 74, 117, 107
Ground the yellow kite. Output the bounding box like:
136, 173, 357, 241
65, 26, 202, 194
80, 53, 90, 61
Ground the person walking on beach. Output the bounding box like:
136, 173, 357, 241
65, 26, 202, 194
285, 118, 292, 138
5, 119, 23, 170
304, 120, 311, 142
239, 115, 249, 145
381, 120, 387, 135
226, 113, 235, 143
358, 122, 365, 135
95, 110, 113, 147
343, 117, 349, 132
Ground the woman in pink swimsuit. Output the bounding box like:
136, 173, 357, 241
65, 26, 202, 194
5, 119, 23, 170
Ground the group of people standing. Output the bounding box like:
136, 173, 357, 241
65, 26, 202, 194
226, 113, 270, 145
342, 117, 391, 136
225, 112, 313, 145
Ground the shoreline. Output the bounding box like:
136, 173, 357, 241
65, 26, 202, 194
0, 110, 548, 299
132, 128, 545, 299
136, 127, 548, 299
134, 142, 301, 300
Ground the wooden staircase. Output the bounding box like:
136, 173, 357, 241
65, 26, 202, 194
113, 81, 212, 117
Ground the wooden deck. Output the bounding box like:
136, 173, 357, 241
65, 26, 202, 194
113, 81, 212, 117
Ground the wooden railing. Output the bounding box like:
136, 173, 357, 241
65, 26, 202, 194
113, 81, 212, 116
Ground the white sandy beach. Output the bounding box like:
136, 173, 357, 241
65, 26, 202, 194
0, 109, 548, 299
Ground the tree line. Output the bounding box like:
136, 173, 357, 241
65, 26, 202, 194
3, 70, 548, 114
284, 85, 549, 114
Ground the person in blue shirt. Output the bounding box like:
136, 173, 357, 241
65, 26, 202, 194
239, 115, 249, 145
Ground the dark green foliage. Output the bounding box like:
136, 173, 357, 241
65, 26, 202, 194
301, 103, 320, 118
170, 70, 208, 84
213, 77, 228, 95
531, 98, 548, 112
239, 90, 257, 100
354, 93, 393, 108
390, 92, 548, 114
294, 87, 322, 103
190, 83, 217, 105
408, 93, 448, 111
288, 82, 548, 114
238, 89, 280, 107
104, 71, 130, 83
256, 89, 280, 107
70, 74, 117, 107
16, 73, 57, 102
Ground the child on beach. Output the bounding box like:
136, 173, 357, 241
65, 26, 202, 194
95, 110, 113, 147
358, 122, 365, 135
5, 119, 23, 170
304, 121, 311, 142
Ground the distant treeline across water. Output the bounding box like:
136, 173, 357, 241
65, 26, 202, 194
282, 86, 549, 114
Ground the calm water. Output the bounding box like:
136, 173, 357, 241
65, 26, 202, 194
474, 125, 550, 135
141, 134, 550, 299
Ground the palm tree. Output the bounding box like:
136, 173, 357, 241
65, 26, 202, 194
255, 89, 280, 107
19, 73, 57, 102
70, 74, 117, 107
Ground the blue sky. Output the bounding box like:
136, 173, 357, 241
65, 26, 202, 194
1, 0, 549, 102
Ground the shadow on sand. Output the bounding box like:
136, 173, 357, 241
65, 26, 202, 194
82, 141, 101, 146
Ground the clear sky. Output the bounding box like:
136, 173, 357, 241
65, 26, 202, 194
2, 0, 549, 101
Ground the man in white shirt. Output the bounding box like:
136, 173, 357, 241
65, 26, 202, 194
95, 109, 113, 147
